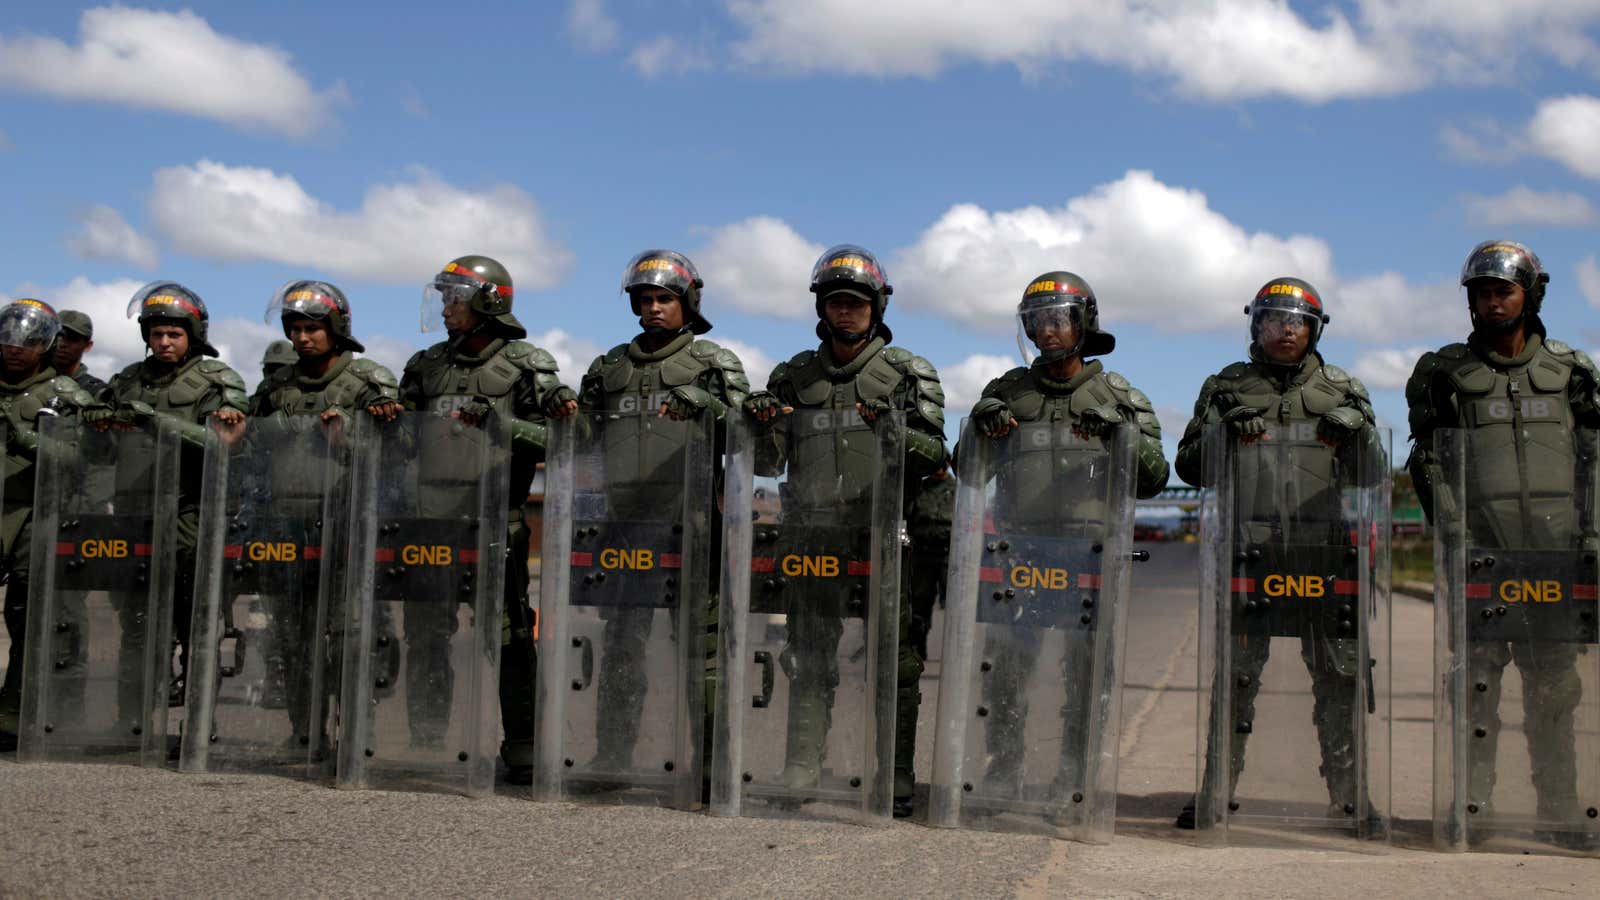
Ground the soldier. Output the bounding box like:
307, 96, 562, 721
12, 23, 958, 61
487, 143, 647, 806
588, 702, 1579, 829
105, 282, 248, 727
244, 280, 400, 737
401, 255, 577, 784
0, 299, 107, 751
259, 340, 297, 386
572, 249, 747, 789
1174, 276, 1379, 830
966, 271, 1168, 809
744, 245, 946, 817
54, 310, 106, 397
1407, 241, 1599, 851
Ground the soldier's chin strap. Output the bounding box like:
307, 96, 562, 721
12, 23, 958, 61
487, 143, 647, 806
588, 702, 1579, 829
817, 317, 878, 344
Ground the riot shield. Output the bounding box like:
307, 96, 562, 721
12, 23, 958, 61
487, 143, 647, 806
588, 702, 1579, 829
17, 417, 183, 766
1193, 422, 1391, 846
337, 411, 509, 797
710, 409, 905, 825
533, 411, 714, 807
1433, 428, 1600, 854
179, 417, 349, 777
927, 420, 1138, 841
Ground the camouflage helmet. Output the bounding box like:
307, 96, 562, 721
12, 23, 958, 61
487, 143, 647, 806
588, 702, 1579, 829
621, 249, 711, 334
810, 244, 893, 343
126, 281, 219, 357
422, 254, 526, 339
261, 339, 297, 370
1461, 239, 1548, 323
266, 279, 365, 353
1016, 271, 1114, 362
1246, 276, 1328, 361
0, 298, 62, 350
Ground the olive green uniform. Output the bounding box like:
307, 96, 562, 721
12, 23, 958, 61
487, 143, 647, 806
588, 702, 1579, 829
0, 369, 104, 739
1177, 351, 1376, 811
754, 337, 946, 793
401, 337, 565, 766
1406, 330, 1600, 821
578, 332, 748, 768
248, 353, 400, 733
68, 366, 106, 398
971, 360, 1168, 787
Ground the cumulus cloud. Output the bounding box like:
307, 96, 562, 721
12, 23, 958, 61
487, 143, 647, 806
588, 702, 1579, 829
208, 317, 284, 391
713, 337, 778, 390
936, 353, 1016, 421
1462, 186, 1598, 227
66, 205, 160, 270
3, 276, 149, 377
693, 216, 824, 318
1529, 94, 1600, 181
569, 0, 620, 51
1577, 256, 1600, 310
0, 7, 343, 137
629, 36, 710, 77
1351, 346, 1432, 391
527, 328, 604, 382
148, 160, 573, 289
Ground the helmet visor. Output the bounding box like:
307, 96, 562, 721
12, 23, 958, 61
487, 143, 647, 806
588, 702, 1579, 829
810, 244, 889, 295
621, 250, 699, 297
0, 302, 60, 349
421, 274, 481, 333
1461, 241, 1540, 290
1016, 297, 1085, 363
127, 281, 206, 323
267, 281, 344, 324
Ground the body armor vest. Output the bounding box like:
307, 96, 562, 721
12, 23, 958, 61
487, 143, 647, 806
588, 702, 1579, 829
108, 356, 235, 503
781, 341, 903, 514
408, 339, 534, 496
0, 370, 83, 507
589, 334, 712, 517
255, 355, 389, 513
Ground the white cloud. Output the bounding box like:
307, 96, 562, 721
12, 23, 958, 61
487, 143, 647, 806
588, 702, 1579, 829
5, 276, 149, 378
66, 205, 160, 270
1351, 346, 1431, 391
693, 216, 824, 319
1462, 186, 1598, 227
629, 36, 710, 77
713, 337, 777, 390
569, 0, 620, 51
1529, 94, 1600, 181
208, 317, 283, 392
936, 353, 1016, 421
0, 7, 342, 138
1577, 256, 1600, 309
527, 328, 603, 384
148, 160, 574, 289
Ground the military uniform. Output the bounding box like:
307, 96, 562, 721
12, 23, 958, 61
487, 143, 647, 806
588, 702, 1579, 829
577, 331, 747, 770
400, 334, 565, 766
0, 369, 104, 742
1407, 330, 1600, 824
1177, 349, 1376, 812
67, 366, 106, 398
971, 360, 1167, 788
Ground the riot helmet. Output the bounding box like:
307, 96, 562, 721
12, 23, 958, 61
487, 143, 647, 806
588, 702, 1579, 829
421, 254, 527, 339
1461, 239, 1547, 332
1246, 276, 1327, 366
266, 279, 365, 353
261, 339, 297, 375
126, 281, 219, 357
621, 249, 711, 334
0, 298, 61, 349
810, 244, 893, 343
1016, 271, 1114, 364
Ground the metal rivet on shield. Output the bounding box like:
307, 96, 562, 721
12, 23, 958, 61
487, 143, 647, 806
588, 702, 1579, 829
1495, 606, 1507, 617
1237, 675, 1251, 687
55, 622, 70, 633
1248, 549, 1262, 561
980, 661, 992, 672
1343, 803, 1356, 815
596, 572, 607, 583
1345, 547, 1358, 559
743, 772, 753, 783
564, 758, 574, 767
1470, 559, 1481, 571
1092, 543, 1104, 554
1235, 722, 1252, 735
1588, 808, 1598, 819
364, 748, 374, 758
849, 777, 861, 788
985, 542, 997, 553
1080, 614, 1092, 625
1475, 682, 1488, 693
1467, 803, 1479, 814
1474, 727, 1487, 738
976, 706, 989, 717
314, 519, 323, 529
210, 734, 218, 744
1082, 597, 1095, 609
664, 761, 675, 772
459, 752, 469, 762
43, 724, 53, 734
992, 592, 1004, 602
1004, 589, 1016, 599
131, 726, 142, 736
375, 677, 388, 689
300, 736, 310, 746
997, 540, 1009, 552
963, 782, 973, 792
571, 681, 583, 690
1072, 792, 1084, 803
377, 636, 390, 648
1483, 557, 1495, 569
1481, 609, 1494, 620
1228, 801, 1240, 812
666, 577, 677, 588
664, 593, 676, 603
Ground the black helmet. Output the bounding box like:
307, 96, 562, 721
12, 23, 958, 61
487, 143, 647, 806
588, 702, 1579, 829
422, 254, 526, 339
1016, 271, 1114, 363
621, 249, 710, 334
0, 298, 61, 350
127, 281, 219, 357
1245, 276, 1328, 364
810, 244, 893, 343
1461, 239, 1548, 330
266, 279, 365, 353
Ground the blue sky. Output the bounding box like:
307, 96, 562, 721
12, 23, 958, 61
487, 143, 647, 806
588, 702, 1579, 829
4, 2, 1600, 460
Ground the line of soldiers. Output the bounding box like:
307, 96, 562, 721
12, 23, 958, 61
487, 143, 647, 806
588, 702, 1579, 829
0, 238, 1592, 853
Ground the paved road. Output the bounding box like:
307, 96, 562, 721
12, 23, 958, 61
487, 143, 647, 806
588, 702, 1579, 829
3, 541, 1596, 896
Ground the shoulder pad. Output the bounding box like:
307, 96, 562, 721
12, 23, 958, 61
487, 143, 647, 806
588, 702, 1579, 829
1572, 349, 1599, 383
404, 350, 426, 372
1218, 362, 1251, 380
1193, 375, 1222, 416
113, 362, 143, 382
767, 361, 789, 387
880, 346, 912, 366
1125, 386, 1155, 413
1345, 374, 1370, 400
787, 349, 815, 368
48, 376, 85, 400
605, 344, 629, 363
1322, 364, 1350, 383
501, 341, 530, 360
689, 339, 724, 360
1437, 343, 1471, 360
1104, 371, 1131, 392
352, 358, 399, 389
1546, 339, 1573, 356
199, 360, 246, 390
504, 341, 558, 373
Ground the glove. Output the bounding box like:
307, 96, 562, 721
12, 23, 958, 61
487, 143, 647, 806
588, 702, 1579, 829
1220, 404, 1267, 437
540, 385, 578, 416
114, 400, 156, 427
457, 395, 494, 423
1075, 403, 1124, 437
744, 390, 784, 420
663, 385, 711, 420
81, 406, 114, 426
857, 396, 893, 420
971, 398, 1015, 438
1316, 406, 1366, 445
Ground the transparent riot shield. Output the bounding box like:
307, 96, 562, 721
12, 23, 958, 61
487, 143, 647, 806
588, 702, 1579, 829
337, 412, 509, 798
927, 420, 1138, 841
1194, 422, 1391, 847
533, 412, 713, 807
1433, 428, 1600, 855
180, 417, 350, 778
17, 417, 183, 766
710, 409, 905, 825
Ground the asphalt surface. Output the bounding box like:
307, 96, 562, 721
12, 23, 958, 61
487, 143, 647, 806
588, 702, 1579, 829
3, 542, 1597, 897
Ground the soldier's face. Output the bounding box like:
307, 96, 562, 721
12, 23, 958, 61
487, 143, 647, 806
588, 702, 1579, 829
441, 297, 482, 333
147, 324, 190, 363
54, 332, 91, 370
1469, 280, 1526, 327
1256, 311, 1311, 364
287, 318, 334, 357
2, 342, 45, 376
635, 287, 685, 331
824, 294, 872, 335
